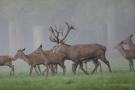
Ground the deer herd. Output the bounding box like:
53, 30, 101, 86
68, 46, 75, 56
0, 22, 135, 76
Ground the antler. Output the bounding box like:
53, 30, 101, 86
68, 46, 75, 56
60, 22, 76, 43
49, 25, 64, 43
49, 33, 58, 43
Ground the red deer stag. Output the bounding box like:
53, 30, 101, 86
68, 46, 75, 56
114, 41, 135, 71
0, 55, 14, 76
14, 48, 55, 76
34, 45, 66, 76
77, 60, 102, 73
49, 22, 112, 75
123, 34, 135, 50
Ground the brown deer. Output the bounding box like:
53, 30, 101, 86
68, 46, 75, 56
123, 34, 135, 50
0, 55, 14, 76
14, 48, 55, 76
114, 41, 135, 71
49, 22, 111, 75
34, 45, 66, 76
77, 60, 102, 73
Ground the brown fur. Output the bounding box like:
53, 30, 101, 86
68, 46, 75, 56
50, 22, 111, 75
14, 49, 53, 76
34, 45, 66, 76
0, 55, 14, 76
52, 43, 111, 75
114, 41, 135, 71
77, 60, 102, 73
123, 34, 135, 50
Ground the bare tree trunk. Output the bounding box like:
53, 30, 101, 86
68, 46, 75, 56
95, 23, 103, 44
32, 26, 44, 50
8, 21, 17, 55
8, 21, 24, 55
15, 22, 23, 49
107, 4, 117, 54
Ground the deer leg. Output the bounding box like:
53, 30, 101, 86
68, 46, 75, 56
79, 62, 89, 75
42, 64, 47, 75
37, 65, 41, 74
9, 65, 14, 76
130, 59, 134, 71
132, 60, 134, 71
52, 64, 56, 74
103, 60, 111, 72
10, 61, 14, 76
5, 63, 14, 76
129, 60, 131, 71
99, 62, 102, 72
85, 62, 88, 72
77, 64, 81, 73
100, 56, 111, 72
46, 65, 49, 77
129, 59, 134, 71
29, 66, 34, 76
11, 65, 15, 75
92, 61, 97, 72
9, 66, 12, 76
8, 65, 13, 76
72, 64, 75, 74
34, 65, 39, 75
55, 64, 58, 74
59, 62, 66, 76
42, 64, 54, 75
49, 65, 55, 76
91, 60, 99, 75
42, 68, 47, 75
73, 62, 78, 75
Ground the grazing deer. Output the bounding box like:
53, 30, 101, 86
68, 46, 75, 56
14, 48, 55, 76
34, 45, 66, 76
0, 55, 14, 76
123, 34, 135, 50
49, 22, 111, 75
114, 41, 135, 71
77, 60, 102, 73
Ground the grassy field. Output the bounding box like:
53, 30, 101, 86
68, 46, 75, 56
0, 58, 135, 90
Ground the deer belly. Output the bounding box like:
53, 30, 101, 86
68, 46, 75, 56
0, 63, 4, 66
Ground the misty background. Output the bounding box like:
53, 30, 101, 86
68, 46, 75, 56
0, 0, 135, 64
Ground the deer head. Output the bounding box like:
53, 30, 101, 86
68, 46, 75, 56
123, 34, 133, 44
14, 48, 25, 60
114, 41, 124, 50
49, 22, 75, 53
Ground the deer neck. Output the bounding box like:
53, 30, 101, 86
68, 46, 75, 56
61, 45, 72, 59
128, 40, 135, 49
39, 50, 48, 61
21, 53, 30, 63
118, 47, 127, 57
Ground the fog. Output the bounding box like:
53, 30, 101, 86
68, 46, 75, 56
0, 0, 135, 63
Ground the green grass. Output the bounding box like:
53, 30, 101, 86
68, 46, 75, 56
0, 58, 135, 90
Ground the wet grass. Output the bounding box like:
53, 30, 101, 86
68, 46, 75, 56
0, 58, 135, 90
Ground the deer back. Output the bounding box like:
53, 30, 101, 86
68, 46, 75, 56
44, 50, 65, 63
0, 56, 12, 64
56, 43, 106, 61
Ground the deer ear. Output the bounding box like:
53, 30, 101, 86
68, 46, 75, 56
40, 44, 42, 48
129, 34, 133, 39
22, 48, 25, 51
